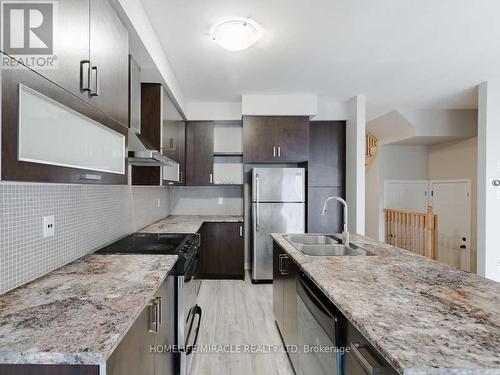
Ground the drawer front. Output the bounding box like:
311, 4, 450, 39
344, 321, 397, 375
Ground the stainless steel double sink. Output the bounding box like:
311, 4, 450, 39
284, 234, 372, 256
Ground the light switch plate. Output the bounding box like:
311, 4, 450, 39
218, 197, 224, 205
43, 216, 55, 238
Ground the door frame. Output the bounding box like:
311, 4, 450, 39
429, 178, 472, 271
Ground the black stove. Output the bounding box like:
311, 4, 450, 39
95, 232, 200, 274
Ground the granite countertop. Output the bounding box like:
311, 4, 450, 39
271, 233, 500, 375
139, 215, 244, 234
0, 254, 178, 366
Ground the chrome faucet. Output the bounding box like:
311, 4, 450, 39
321, 196, 349, 246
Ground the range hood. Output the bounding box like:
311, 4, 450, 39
128, 129, 176, 166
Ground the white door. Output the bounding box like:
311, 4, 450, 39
430, 180, 471, 272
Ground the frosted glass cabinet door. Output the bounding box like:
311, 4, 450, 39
19, 85, 125, 174
1, 61, 128, 184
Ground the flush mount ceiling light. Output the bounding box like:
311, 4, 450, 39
210, 18, 262, 52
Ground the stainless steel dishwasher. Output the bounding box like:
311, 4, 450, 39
297, 273, 343, 375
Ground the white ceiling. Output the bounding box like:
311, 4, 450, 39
140, 0, 500, 119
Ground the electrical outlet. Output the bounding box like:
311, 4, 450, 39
218, 197, 224, 205
157, 198, 161, 208
43, 216, 55, 238
496, 259, 500, 269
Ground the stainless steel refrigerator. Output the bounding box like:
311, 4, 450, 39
251, 167, 306, 282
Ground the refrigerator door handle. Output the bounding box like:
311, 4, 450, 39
256, 175, 260, 231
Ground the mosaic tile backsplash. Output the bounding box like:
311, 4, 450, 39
0, 183, 170, 294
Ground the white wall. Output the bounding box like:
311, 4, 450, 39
368, 109, 478, 146
365, 145, 430, 240
187, 102, 242, 121
429, 137, 478, 272
313, 99, 349, 121
168, 186, 243, 216
477, 82, 500, 282
346, 95, 366, 234
241, 94, 317, 116
401, 109, 478, 138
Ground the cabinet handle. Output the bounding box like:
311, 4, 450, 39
273, 146, 276, 158
156, 297, 162, 326
148, 301, 158, 333
255, 175, 260, 231
90, 66, 99, 96
80, 60, 91, 92
179, 171, 183, 183
277, 146, 281, 158
279, 254, 289, 275
350, 342, 387, 375
239, 226, 243, 237
80, 173, 101, 181
209, 173, 213, 184
153, 299, 160, 333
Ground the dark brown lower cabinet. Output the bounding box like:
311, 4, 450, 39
344, 320, 397, 375
200, 222, 244, 279
272, 243, 298, 370
107, 275, 176, 375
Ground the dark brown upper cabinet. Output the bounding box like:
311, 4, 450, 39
308, 121, 346, 187
2, 0, 129, 127
163, 121, 186, 185
2, 0, 91, 104
307, 121, 346, 233
132, 83, 162, 186
140, 83, 162, 150
242, 116, 276, 161
1, 54, 128, 185
133, 83, 184, 186
185, 121, 214, 186
162, 88, 186, 185
88, 0, 129, 126
243, 116, 309, 162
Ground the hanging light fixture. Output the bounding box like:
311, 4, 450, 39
210, 18, 262, 52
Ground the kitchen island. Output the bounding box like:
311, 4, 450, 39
272, 233, 500, 374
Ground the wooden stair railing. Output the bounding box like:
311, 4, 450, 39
365, 131, 378, 165
384, 206, 438, 259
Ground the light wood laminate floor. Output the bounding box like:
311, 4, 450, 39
190, 275, 294, 375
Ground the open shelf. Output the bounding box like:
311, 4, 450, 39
213, 152, 243, 157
